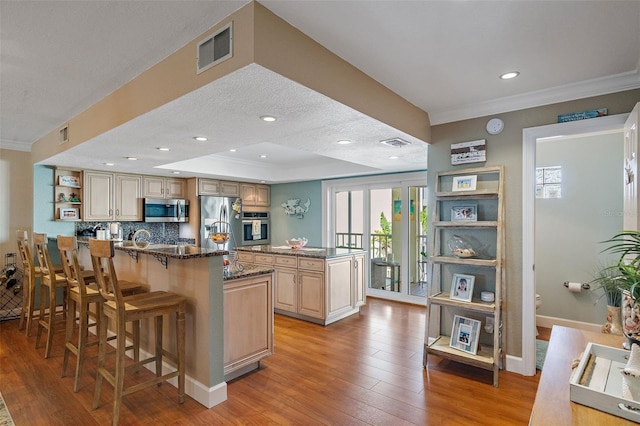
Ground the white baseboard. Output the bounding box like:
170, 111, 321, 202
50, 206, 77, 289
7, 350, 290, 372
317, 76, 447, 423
536, 314, 601, 333
505, 354, 525, 375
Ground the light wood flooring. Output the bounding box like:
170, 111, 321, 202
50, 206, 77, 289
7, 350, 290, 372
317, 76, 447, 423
0, 298, 540, 425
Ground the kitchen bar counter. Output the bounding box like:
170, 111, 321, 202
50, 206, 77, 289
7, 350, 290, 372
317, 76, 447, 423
224, 264, 274, 281
77, 237, 226, 259
236, 244, 365, 259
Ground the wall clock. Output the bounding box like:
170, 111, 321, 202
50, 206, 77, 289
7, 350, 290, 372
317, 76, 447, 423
486, 118, 504, 135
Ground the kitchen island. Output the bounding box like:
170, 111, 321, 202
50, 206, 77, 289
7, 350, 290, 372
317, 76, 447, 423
76, 240, 273, 408
236, 245, 366, 325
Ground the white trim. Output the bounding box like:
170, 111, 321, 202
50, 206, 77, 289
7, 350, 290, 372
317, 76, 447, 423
536, 314, 601, 334
520, 113, 628, 376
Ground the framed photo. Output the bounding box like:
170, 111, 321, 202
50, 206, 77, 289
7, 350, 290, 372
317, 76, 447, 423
58, 175, 80, 187
451, 204, 477, 222
450, 315, 481, 355
450, 273, 475, 302
452, 175, 477, 192
59, 207, 79, 220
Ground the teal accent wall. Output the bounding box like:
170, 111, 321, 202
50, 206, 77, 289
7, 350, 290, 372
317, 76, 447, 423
33, 165, 75, 237
270, 181, 322, 246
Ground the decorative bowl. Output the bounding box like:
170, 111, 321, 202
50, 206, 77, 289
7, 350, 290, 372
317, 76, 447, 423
286, 238, 308, 249
211, 232, 230, 245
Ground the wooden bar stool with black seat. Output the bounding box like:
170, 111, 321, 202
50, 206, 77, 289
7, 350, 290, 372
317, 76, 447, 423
34, 232, 94, 358
57, 235, 145, 392
17, 231, 63, 336
89, 239, 186, 426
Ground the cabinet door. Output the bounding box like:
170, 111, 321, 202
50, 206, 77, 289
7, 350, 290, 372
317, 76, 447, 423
84, 172, 113, 221
353, 253, 366, 307
198, 179, 220, 195
255, 184, 270, 206
274, 267, 297, 312
298, 270, 325, 319
220, 181, 240, 197
143, 176, 164, 198
325, 257, 352, 317
165, 178, 185, 198
115, 174, 142, 221
241, 184, 256, 206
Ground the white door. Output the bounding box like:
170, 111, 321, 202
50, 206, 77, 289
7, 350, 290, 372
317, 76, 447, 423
624, 103, 640, 230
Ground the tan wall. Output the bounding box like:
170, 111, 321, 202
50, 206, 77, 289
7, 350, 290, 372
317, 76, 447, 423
428, 88, 640, 358
0, 149, 33, 265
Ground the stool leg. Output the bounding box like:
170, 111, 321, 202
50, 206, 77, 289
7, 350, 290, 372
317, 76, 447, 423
73, 297, 89, 392
35, 282, 46, 348
93, 308, 108, 410
177, 305, 185, 404
44, 281, 58, 358
62, 296, 76, 379
111, 317, 127, 426
25, 276, 37, 336
155, 315, 163, 380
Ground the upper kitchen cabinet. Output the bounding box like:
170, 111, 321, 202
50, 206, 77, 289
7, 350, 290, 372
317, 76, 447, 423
54, 167, 83, 221
143, 176, 186, 199
241, 183, 270, 207
84, 171, 142, 221
198, 179, 240, 197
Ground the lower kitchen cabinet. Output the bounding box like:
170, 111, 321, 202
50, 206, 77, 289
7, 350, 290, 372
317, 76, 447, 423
239, 248, 365, 325
223, 272, 273, 381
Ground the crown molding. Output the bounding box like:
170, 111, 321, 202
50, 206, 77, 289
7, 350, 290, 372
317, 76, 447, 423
429, 68, 640, 125
0, 139, 32, 152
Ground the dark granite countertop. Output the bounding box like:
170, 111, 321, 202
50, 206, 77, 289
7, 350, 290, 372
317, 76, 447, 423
77, 237, 226, 259
235, 245, 365, 259
224, 264, 274, 281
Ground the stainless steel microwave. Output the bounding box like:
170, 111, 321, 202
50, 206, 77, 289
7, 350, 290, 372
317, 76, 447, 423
143, 198, 189, 223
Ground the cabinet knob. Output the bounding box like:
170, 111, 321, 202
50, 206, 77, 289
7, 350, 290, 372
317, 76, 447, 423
116, 209, 119, 216
109, 209, 113, 216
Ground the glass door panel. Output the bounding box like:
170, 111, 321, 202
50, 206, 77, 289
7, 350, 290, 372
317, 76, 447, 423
369, 188, 402, 293
410, 186, 427, 297
335, 190, 363, 249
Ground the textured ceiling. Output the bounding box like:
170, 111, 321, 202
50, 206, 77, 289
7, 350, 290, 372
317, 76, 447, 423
2, 1, 639, 183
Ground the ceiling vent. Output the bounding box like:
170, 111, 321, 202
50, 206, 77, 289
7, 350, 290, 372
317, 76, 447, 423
59, 124, 69, 144
380, 137, 411, 148
197, 21, 233, 74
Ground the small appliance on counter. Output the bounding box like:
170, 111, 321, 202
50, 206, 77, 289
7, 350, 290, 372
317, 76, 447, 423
110, 222, 123, 241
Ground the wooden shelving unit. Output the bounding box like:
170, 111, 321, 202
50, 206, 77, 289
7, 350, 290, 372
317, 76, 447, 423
54, 168, 83, 221
423, 166, 505, 386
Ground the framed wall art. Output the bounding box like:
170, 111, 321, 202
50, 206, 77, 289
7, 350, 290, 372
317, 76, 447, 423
451, 204, 477, 222
452, 175, 477, 192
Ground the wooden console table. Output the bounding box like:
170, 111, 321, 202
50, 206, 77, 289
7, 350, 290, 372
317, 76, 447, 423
529, 325, 628, 425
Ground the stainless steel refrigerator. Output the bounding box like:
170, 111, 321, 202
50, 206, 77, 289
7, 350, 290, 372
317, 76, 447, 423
199, 196, 243, 251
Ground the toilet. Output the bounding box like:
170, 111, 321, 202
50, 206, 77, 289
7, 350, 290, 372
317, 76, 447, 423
535, 294, 542, 335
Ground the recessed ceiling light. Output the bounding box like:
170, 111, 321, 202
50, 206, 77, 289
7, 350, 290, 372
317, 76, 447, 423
260, 180, 266, 183
389, 156, 399, 160
126, 157, 137, 161
337, 140, 352, 145
104, 162, 114, 166
260, 115, 276, 122
229, 149, 237, 152
193, 136, 208, 141
171, 171, 180, 174
500, 71, 520, 80
259, 154, 268, 159
157, 147, 170, 151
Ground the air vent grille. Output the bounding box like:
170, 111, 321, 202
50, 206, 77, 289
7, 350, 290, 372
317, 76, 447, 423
59, 125, 69, 144
197, 22, 233, 74
380, 137, 411, 148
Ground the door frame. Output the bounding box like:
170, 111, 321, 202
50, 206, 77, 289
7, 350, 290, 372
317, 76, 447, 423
520, 114, 628, 375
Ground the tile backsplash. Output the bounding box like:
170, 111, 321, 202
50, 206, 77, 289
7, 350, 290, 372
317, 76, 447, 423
76, 222, 195, 245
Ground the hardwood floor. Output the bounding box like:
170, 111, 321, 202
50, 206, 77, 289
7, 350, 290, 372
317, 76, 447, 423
0, 298, 540, 425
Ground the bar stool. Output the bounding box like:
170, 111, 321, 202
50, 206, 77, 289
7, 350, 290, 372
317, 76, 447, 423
57, 236, 145, 392
16, 230, 38, 335
89, 239, 186, 425
34, 232, 94, 358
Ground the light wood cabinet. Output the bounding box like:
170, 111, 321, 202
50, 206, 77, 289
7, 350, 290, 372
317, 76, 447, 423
424, 166, 504, 387
223, 273, 273, 381
84, 171, 142, 221
241, 183, 270, 207
54, 168, 83, 221
143, 176, 185, 199
198, 179, 240, 197
240, 249, 365, 325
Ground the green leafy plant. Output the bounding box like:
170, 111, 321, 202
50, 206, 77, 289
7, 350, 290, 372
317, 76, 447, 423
599, 230, 640, 301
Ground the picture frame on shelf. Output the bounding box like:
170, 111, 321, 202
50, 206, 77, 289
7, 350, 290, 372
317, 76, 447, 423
452, 175, 477, 192
59, 207, 79, 220
450, 273, 475, 302
450, 315, 481, 355
451, 204, 477, 222
58, 175, 80, 187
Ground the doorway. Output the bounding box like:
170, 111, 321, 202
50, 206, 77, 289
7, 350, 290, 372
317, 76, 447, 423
521, 114, 628, 375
